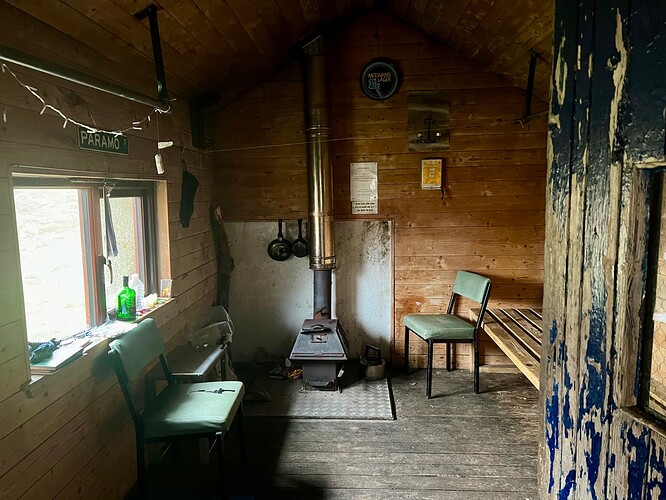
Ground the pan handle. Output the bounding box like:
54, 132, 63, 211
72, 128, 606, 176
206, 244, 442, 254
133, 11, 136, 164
277, 219, 284, 240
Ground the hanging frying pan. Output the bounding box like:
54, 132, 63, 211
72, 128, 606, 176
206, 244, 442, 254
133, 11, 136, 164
267, 219, 292, 261
292, 218, 309, 258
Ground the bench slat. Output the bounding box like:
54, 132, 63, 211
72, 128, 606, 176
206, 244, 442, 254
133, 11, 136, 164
470, 308, 542, 390
512, 309, 543, 342
500, 308, 543, 348
487, 310, 541, 361
525, 309, 543, 322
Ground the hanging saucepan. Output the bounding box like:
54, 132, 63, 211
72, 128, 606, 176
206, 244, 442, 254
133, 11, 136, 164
292, 218, 309, 258
267, 219, 292, 261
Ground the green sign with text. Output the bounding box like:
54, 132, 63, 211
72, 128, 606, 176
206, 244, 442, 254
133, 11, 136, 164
77, 127, 129, 155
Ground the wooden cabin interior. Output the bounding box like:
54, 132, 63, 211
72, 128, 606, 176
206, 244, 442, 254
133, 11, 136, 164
0, 0, 664, 498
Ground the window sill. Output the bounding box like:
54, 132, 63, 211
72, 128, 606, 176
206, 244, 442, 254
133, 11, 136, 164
22, 297, 177, 393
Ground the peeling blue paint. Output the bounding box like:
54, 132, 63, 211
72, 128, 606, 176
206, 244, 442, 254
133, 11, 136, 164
623, 423, 650, 500
572, 298, 611, 496
559, 469, 576, 499
562, 343, 574, 432
583, 421, 602, 500
546, 382, 560, 493
646, 443, 666, 499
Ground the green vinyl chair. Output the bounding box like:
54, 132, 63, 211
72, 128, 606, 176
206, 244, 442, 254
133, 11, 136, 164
403, 270, 491, 398
108, 318, 245, 497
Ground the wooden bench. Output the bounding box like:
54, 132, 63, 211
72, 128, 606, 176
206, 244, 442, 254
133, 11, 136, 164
470, 308, 543, 390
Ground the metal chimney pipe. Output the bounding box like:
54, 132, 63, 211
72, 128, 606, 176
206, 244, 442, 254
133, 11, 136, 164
303, 36, 335, 319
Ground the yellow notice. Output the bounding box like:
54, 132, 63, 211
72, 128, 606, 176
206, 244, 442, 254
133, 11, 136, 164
421, 159, 442, 190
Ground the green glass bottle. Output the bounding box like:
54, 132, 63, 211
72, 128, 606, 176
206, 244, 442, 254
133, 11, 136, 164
117, 275, 136, 321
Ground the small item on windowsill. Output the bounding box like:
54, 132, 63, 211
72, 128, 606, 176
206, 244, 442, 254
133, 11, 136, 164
143, 293, 158, 309
129, 274, 144, 312
160, 278, 172, 299
117, 276, 137, 321
653, 312, 666, 323
89, 320, 137, 339
27, 338, 59, 364
30, 338, 91, 373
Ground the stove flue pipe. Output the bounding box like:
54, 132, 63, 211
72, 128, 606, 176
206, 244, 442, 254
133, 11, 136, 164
303, 36, 335, 319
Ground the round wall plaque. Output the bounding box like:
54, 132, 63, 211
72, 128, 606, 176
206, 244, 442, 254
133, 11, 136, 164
360, 59, 401, 101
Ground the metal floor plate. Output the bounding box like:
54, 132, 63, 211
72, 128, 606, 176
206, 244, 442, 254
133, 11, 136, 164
244, 375, 395, 420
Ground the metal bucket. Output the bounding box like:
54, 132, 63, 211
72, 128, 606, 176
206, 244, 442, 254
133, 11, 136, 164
360, 344, 386, 381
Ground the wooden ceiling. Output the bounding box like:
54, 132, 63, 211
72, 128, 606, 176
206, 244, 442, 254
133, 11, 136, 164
0, 0, 553, 108
387, 0, 554, 102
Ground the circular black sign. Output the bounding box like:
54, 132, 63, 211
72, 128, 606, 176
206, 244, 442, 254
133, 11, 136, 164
360, 59, 400, 101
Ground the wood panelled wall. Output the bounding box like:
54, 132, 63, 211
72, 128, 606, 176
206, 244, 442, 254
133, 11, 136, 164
213, 11, 547, 368
0, 65, 215, 498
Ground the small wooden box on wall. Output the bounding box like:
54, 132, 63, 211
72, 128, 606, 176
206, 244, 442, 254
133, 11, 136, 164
408, 91, 450, 152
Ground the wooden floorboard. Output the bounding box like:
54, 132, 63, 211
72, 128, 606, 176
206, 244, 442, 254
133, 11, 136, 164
134, 370, 538, 499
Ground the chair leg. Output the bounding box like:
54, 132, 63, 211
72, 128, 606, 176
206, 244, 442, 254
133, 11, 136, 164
404, 326, 410, 373
474, 339, 480, 394
136, 438, 146, 496
446, 342, 451, 371
238, 403, 247, 467
427, 340, 434, 399
216, 433, 226, 499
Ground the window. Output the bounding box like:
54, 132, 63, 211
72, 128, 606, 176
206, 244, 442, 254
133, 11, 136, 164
643, 171, 666, 420
13, 176, 158, 343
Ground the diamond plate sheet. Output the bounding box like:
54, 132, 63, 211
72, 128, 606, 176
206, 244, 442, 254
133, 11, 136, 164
245, 377, 394, 420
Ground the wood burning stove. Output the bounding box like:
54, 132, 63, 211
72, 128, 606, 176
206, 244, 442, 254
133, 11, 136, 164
290, 319, 349, 390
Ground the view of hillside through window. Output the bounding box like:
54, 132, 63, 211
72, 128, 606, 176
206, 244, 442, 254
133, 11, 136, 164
14, 189, 88, 342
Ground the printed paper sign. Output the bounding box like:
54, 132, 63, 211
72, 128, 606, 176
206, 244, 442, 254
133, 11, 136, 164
350, 162, 378, 214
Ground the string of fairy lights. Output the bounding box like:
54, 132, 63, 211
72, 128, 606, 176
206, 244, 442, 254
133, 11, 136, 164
0, 61, 171, 136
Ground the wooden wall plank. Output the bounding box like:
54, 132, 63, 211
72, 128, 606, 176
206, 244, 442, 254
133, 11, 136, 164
0, 355, 28, 403
16, 385, 129, 499
212, 11, 546, 370
0, 359, 116, 479
0, 322, 25, 366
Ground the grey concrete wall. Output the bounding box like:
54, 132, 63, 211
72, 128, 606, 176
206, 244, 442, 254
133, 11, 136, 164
225, 220, 392, 362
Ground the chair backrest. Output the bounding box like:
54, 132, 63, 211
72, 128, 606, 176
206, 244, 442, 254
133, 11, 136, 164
109, 318, 165, 382
453, 271, 491, 304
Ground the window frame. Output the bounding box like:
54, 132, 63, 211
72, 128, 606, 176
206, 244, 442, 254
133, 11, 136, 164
103, 183, 159, 315
640, 169, 666, 423
12, 174, 159, 342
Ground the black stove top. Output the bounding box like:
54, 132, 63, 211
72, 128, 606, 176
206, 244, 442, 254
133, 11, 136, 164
290, 319, 348, 361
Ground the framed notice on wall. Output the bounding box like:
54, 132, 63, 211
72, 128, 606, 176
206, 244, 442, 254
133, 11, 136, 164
350, 162, 378, 215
